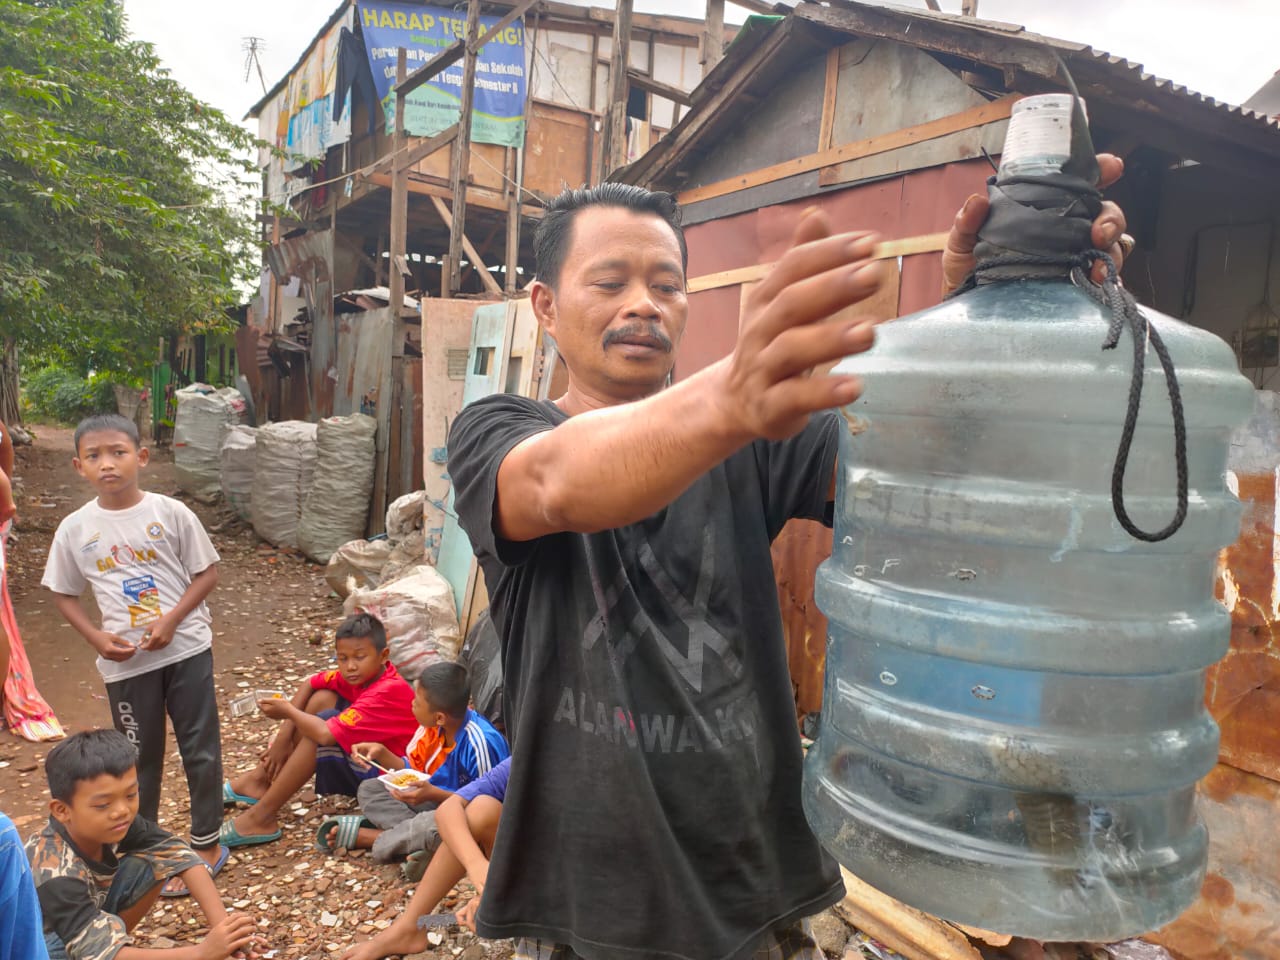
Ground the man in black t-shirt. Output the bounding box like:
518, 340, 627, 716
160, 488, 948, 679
441, 173, 1128, 960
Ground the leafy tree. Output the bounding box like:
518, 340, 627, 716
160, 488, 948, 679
0, 0, 258, 422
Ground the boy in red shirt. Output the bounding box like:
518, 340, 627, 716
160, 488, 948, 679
219, 613, 416, 847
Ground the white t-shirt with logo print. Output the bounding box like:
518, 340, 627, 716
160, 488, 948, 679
42, 492, 220, 683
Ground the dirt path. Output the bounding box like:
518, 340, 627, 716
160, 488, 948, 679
0, 426, 498, 959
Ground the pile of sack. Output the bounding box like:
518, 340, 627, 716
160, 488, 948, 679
214, 413, 378, 565
329, 491, 460, 681
174, 385, 249, 502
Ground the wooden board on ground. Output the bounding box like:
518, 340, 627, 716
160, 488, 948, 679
835, 867, 983, 960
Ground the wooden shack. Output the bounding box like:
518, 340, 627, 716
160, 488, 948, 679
241, 0, 727, 528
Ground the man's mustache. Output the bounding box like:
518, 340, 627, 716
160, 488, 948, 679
602, 323, 673, 353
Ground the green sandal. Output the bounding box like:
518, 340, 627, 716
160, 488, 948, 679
219, 820, 281, 848
315, 815, 372, 852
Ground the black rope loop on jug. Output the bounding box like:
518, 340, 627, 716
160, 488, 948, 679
947, 250, 1189, 542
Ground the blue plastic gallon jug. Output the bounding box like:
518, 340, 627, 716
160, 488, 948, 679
802, 96, 1256, 941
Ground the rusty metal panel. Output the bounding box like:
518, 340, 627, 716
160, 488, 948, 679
1123, 393, 1280, 960
771, 519, 834, 717
1151, 765, 1280, 960
1211, 391, 1280, 781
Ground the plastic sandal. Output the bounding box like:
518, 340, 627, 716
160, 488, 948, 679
314, 815, 372, 853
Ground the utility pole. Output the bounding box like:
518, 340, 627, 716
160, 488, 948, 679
600, 0, 634, 175
445, 0, 481, 298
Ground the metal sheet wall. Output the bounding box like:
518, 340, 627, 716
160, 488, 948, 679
1146, 392, 1280, 960
676, 161, 988, 710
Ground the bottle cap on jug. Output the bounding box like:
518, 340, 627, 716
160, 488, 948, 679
998, 94, 1089, 180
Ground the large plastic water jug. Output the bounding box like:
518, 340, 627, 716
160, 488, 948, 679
802, 98, 1256, 941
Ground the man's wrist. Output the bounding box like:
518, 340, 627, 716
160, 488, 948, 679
701, 360, 758, 449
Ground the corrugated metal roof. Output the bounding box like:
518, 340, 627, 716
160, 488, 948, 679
621, 1, 1280, 190
1244, 70, 1280, 120
856, 1, 1278, 131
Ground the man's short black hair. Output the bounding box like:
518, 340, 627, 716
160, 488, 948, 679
46, 729, 138, 803
534, 183, 687, 290
74, 414, 140, 455
416, 661, 471, 719
335, 612, 388, 652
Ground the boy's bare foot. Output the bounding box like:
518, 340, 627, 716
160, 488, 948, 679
339, 922, 427, 960
163, 845, 225, 896
231, 810, 280, 839
325, 825, 381, 850
229, 770, 269, 800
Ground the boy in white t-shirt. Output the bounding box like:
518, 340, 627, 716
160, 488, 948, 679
42, 414, 227, 895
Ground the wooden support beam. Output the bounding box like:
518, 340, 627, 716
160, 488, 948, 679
372, 124, 458, 177
445, 0, 482, 298
817, 46, 840, 151
727, 0, 776, 13
394, 0, 537, 98
428, 195, 504, 297
835, 868, 983, 960
923, 0, 941, 10
505, 147, 522, 295
600, 0, 634, 175
960, 0, 979, 15
617, 20, 793, 187
627, 69, 693, 107
677, 95, 1016, 205
686, 232, 949, 293
365, 171, 545, 217
388, 49, 409, 319
700, 0, 725, 70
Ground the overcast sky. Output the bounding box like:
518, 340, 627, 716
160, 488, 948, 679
121, 0, 1275, 127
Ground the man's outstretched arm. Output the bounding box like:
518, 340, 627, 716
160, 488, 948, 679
494, 218, 883, 542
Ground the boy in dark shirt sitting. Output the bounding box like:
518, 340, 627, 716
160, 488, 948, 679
25, 729, 258, 960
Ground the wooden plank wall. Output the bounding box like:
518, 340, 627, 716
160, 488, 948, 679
419, 298, 494, 563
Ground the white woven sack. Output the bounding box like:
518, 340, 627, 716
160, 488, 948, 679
324, 538, 394, 598
297, 413, 377, 563
173, 385, 248, 502
219, 425, 257, 521
384, 490, 427, 543
250, 421, 318, 548
344, 563, 460, 680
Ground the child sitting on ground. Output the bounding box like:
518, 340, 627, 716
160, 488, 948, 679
339, 757, 510, 960
318, 661, 507, 867
26, 729, 260, 959
220, 613, 416, 848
